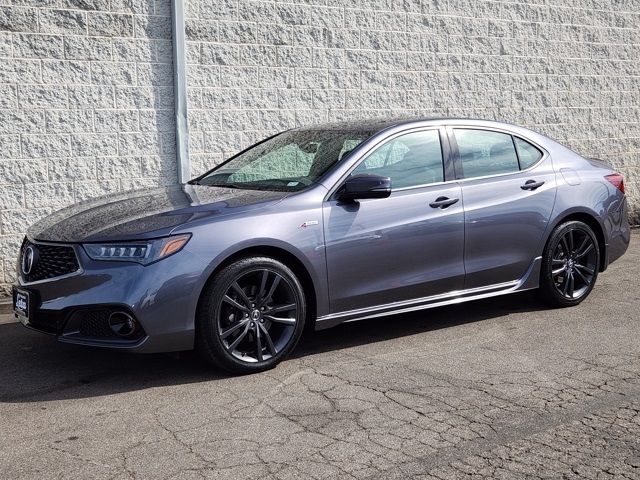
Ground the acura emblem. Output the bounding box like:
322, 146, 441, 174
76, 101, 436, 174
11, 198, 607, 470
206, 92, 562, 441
21, 245, 36, 275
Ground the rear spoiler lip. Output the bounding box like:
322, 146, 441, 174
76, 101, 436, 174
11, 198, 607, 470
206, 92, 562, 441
587, 157, 614, 170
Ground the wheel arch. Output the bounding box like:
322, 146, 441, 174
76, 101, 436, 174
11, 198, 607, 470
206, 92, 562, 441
546, 210, 607, 272
196, 244, 319, 328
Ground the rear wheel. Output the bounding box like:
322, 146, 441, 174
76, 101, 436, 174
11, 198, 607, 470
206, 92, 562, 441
196, 256, 306, 374
538, 220, 600, 307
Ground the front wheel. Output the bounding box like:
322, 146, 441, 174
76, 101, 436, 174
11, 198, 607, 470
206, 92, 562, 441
196, 257, 306, 374
537, 220, 600, 307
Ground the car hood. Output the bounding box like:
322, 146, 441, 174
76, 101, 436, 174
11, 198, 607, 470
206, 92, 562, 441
28, 185, 289, 243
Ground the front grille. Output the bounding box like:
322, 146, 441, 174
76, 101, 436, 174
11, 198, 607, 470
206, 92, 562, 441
20, 238, 80, 283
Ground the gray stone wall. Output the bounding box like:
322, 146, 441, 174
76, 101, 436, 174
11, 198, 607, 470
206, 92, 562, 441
184, 0, 640, 214
1, 0, 639, 297
0, 0, 176, 296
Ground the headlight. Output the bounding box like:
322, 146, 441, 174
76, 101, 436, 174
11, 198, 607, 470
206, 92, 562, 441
82, 234, 191, 265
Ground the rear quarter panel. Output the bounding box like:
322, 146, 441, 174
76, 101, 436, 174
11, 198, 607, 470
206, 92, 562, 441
540, 140, 629, 267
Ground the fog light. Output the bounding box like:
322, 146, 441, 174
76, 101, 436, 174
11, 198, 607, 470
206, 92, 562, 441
108, 312, 137, 337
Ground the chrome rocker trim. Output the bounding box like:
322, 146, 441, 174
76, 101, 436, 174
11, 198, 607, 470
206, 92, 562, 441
315, 257, 542, 330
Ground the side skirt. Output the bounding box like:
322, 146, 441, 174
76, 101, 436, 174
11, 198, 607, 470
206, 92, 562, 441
315, 256, 542, 330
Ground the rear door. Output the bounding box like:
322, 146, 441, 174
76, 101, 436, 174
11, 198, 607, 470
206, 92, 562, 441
449, 127, 557, 289
323, 128, 465, 314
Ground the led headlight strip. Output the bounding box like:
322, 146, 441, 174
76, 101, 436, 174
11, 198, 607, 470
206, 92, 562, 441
83, 234, 191, 265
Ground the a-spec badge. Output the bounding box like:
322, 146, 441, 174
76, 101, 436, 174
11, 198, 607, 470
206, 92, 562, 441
300, 220, 319, 228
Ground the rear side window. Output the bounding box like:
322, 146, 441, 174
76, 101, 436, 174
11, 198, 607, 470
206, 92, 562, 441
514, 137, 543, 169
454, 129, 519, 179
351, 130, 444, 189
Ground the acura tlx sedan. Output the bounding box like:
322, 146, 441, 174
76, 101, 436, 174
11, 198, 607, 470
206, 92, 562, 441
13, 118, 630, 373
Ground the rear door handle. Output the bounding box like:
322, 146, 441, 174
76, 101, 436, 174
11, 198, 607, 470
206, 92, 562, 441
429, 196, 459, 209
521, 179, 545, 190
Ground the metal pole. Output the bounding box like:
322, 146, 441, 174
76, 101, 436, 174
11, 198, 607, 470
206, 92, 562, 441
171, 0, 190, 184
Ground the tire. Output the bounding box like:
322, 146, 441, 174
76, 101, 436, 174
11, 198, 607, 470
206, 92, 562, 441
537, 220, 600, 307
196, 256, 306, 374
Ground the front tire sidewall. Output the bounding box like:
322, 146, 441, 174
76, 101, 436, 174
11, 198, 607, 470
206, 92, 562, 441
197, 257, 306, 374
539, 221, 600, 307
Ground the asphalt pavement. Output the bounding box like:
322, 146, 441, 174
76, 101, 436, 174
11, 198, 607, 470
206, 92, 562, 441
1, 232, 639, 479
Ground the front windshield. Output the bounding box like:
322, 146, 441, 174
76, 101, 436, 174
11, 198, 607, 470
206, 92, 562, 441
193, 129, 373, 191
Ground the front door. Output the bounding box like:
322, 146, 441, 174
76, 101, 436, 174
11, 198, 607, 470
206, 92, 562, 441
323, 128, 465, 314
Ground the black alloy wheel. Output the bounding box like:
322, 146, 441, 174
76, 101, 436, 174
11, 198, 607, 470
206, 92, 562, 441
197, 257, 306, 373
538, 220, 600, 307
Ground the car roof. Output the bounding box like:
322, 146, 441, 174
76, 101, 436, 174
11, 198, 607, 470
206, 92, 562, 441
294, 117, 521, 134
294, 117, 440, 132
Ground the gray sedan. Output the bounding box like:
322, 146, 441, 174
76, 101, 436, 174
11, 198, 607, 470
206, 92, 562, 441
12, 118, 630, 373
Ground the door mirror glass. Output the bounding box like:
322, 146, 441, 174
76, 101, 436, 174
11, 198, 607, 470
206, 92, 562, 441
337, 174, 391, 202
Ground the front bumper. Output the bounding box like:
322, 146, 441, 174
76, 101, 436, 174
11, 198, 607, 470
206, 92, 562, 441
14, 242, 205, 353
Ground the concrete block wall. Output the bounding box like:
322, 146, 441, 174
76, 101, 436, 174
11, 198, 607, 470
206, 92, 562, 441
184, 0, 640, 215
1, 0, 639, 297
0, 0, 176, 297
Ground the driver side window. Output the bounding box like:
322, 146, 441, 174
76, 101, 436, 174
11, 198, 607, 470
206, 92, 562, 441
351, 130, 444, 189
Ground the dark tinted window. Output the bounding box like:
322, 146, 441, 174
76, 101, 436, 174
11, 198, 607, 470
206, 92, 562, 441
351, 130, 444, 189
454, 129, 519, 179
514, 137, 543, 169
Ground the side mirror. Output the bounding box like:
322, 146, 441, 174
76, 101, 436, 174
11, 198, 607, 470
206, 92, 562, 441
337, 174, 392, 202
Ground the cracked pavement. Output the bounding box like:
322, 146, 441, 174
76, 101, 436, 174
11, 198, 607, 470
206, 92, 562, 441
0, 232, 639, 479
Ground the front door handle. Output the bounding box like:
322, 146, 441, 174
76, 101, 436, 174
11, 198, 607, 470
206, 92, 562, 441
521, 179, 545, 190
429, 196, 459, 209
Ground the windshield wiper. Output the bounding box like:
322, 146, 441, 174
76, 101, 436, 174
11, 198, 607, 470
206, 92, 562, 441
197, 181, 244, 189
196, 179, 289, 192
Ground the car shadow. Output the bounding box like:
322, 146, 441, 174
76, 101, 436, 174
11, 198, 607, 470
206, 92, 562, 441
0, 291, 549, 404
292, 291, 548, 358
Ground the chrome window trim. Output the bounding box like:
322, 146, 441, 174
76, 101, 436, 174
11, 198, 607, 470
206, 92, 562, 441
448, 125, 550, 183
392, 179, 453, 193
323, 122, 551, 200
